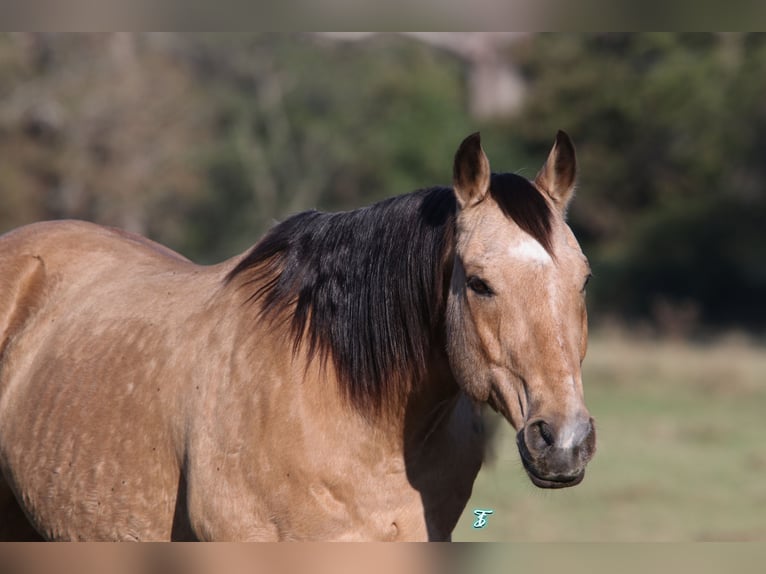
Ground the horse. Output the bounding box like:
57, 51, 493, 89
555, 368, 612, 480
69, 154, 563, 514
0, 131, 595, 541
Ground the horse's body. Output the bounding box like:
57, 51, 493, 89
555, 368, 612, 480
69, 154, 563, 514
0, 132, 595, 541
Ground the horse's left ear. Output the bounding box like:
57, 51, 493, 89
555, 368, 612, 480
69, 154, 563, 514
534, 130, 577, 213
453, 132, 491, 209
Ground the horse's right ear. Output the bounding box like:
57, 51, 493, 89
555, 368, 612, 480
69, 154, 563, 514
534, 130, 577, 213
453, 132, 491, 209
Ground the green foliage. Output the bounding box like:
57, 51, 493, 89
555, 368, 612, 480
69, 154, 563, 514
510, 33, 766, 331
595, 196, 766, 328
513, 34, 732, 243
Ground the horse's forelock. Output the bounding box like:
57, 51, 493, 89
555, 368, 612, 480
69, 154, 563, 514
489, 173, 554, 255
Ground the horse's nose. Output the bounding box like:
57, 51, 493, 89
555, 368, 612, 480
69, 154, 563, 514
525, 416, 593, 451
517, 416, 596, 489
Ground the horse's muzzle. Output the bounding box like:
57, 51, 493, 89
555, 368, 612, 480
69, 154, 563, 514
516, 417, 596, 489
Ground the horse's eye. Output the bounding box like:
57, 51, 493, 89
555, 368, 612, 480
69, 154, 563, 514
467, 276, 494, 297
582, 273, 593, 292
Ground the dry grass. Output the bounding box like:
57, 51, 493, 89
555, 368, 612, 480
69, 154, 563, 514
584, 328, 766, 395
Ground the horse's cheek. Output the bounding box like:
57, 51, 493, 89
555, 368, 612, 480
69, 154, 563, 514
447, 322, 491, 402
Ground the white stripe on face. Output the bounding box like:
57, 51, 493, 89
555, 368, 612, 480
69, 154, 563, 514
508, 235, 552, 265
558, 375, 585, 449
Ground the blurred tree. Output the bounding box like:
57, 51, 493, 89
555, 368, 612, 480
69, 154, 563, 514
178, 33, 479, 261
1, 33, 485, 263
1, 33, 764, 332
0, 33, 207, 249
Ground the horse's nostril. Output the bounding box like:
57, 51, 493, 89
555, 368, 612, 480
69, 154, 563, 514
526, 420, 555, 451
538, 420, 555, 447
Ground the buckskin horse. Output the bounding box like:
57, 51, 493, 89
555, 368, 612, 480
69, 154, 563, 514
0, 132, 595, 541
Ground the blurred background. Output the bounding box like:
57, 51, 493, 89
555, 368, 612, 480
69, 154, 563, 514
0, 32, 764, 541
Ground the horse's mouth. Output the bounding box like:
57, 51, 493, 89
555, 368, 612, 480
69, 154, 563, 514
522, 464, 585, 489
517, 437, 586, 489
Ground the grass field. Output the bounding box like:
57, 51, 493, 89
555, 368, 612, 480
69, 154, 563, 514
453, 331, 766, 541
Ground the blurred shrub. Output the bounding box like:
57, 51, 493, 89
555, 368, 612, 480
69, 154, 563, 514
593, 195, 766, 332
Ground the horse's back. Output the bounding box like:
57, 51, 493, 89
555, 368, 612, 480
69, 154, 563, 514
0, 219, 192, 280
0, 220, 222, 540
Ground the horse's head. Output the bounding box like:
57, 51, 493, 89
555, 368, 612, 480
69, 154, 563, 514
446, 131, 595, 489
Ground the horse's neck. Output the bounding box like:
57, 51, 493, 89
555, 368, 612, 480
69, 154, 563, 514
214, 318, 481, 540
292, 335, 464, 458
400, 356, 485, 539
401, 352, 460, 440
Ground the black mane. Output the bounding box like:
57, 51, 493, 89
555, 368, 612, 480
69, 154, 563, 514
226, 176, 552, 415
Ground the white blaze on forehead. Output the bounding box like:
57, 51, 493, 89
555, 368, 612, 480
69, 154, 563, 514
508, 234, 553, 265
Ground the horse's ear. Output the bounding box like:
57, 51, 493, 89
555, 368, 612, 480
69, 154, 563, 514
534, 130, 577, 213
453, 132, 491, 209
